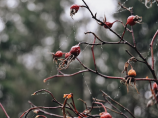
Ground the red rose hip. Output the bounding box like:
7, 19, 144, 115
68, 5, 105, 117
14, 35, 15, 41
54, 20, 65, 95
65, 52, 71, 58
127, 15, 136, 26
126, 15, 142, 26
70, 4, 80, 18
54, 51, 63, 57
70, 45, 80, 56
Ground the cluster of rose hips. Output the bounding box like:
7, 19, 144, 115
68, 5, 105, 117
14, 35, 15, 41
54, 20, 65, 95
70, 4, 142, 29
52, 44, 80, 70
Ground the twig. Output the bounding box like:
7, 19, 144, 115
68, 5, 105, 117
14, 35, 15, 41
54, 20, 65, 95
103, 97, 128, 118
131, 26, 136, 47
101, 90, 135, 118
20, 106, 63, 118
150, 30, 158, 70
125, 50, 145, 63
91, 36, 98, 72
43, 70, 89, 82
32, 89, 62, 106
0, 103, 10, 118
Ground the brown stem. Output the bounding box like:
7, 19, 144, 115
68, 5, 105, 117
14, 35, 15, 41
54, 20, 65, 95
32, 89, 62, 106
91, 36, 97, 72
43, 70, 89, 82
125, 50, 145, 63
103, 97, 128, 118
0, 103, 10, 118
93, 102, 107, 112
85, 31, 105, 43
89, 105, 123, 115
121, 24, 127, 41
82, 0, 125, 41
101, 90, 135, 118
133, 47, 157, 80
150, 30, 158, 70
131, 26, 136, 47
20, 106, 63, 118
113, 20, 132, 32
63, 98, 68, 118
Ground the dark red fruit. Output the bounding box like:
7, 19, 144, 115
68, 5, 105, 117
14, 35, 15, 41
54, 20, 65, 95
65, 52, 71, 58
126, 15, 142, 26
104, 22, 113, 28
127, 15, 136, 26
70, 45, 80, 56
54, 51, 63, 57
70, 4, 80, 12
70, 4, 80, 18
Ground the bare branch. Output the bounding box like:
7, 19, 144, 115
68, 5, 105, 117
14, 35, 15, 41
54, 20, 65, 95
0, 103, 10, 118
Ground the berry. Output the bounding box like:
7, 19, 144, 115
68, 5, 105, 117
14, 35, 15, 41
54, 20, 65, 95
127, 15, 136, 26
65, 52, 71, 58
126, 15, 142, 26
153, 82, 158, 93
70, 45, 80, 56
70, 4, 79, 12
128, 69, 136, 77
54, 51, 63, 57
104, 22, 113, 28
100, 112, 112, 118
70, 4, 80, 18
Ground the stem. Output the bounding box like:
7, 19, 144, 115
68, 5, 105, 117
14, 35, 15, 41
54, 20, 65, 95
32, 89, 62, 106
90, 105, 121, 115
82, 0, 125, 41
102, 97, 128, 118
101, 90, 135, 118
20, 106, 63, 118
131, 26, 136, 47
121, 24, 127, 41
91, 36, 97, 72
43, 70, 89, 82
150, 30, 158, 70
0, 103, 10, 118
93, 102, 107, 112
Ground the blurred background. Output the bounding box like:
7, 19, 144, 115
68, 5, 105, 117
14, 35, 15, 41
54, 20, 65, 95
0, 0, 158, 117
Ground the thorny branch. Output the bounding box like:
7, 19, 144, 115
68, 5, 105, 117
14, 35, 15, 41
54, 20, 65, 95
18, 1, 158, 118
20, 90, 135, 118
101, 90, 136, 118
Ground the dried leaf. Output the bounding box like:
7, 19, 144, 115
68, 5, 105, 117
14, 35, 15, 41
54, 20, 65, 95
122, 62, 129, 74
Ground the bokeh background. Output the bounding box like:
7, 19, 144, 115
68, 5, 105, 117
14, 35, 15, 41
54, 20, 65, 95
0, 0, 158, 117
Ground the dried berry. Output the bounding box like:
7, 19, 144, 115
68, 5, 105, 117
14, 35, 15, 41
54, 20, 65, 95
128, 69, 136, 77
70, 45, 80, 56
